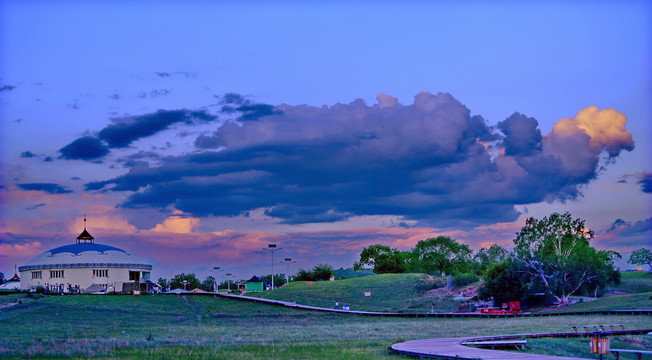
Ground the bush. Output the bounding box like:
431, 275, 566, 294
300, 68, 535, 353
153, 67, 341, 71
35, 285, 46, 294
452, 273, 479, 287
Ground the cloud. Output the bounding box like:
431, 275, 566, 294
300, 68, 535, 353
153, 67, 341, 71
595, 217, 652, 251
59, 109, 218, 161
59, 136, 110, 160
21, 151, 36, 158
82, 93, 634, 228
17, 183, 73, 194
620, 171, 651, 193
98, 109, 216, 148
0, 84, 16, 92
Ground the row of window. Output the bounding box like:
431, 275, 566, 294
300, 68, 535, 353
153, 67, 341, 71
31, 269, 111, 280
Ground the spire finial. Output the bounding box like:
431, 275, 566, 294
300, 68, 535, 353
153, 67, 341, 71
84, 214, 87, 230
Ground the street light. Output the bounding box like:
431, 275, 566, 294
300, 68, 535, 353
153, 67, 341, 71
182, 280, 188, 290
225, 273, 233, 292
263, 244, 281, 290
280, 258, 296, 284
213, 266, 224, 293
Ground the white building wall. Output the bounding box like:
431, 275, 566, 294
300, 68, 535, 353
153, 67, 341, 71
20, 267, 150, 292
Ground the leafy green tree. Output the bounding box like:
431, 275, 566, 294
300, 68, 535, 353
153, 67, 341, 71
201, 276, 216, 292
311, 264, 335, 281
513, 212, 618, 306
169, 273, 201, 290
412, 236, 472, 276
260, 274, 287, 287
628, 248, 652, 271
294, 268, 313, 281
0, 272, 4, 285
157, 278, 169, 291
478, 259, 529, 305
354, 244, 408, 274
473, 244, 509, 275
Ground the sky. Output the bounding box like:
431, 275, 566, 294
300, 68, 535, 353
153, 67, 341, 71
1, 1, 650, 281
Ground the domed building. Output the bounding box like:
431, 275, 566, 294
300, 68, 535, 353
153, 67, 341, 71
19, 219, 153, 294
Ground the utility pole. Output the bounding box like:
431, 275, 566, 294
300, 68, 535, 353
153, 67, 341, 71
280, 258, 296, 284
263, 244, 281, 290
226, 273, 232, 292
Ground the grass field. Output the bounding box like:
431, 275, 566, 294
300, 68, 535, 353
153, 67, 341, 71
1, 272, 650, 359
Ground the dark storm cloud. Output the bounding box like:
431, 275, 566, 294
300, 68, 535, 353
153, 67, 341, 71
18, 183, 72, 194
84, 92, 635, 227
234, 104, 282, 121
59, 136, 110, 160
497, 113, 542, 156
98, 109, 216, 148
640, 173, 652, 193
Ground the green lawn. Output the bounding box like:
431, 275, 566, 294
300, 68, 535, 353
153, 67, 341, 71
1, 292, 650, 359
614, 271, 652, 293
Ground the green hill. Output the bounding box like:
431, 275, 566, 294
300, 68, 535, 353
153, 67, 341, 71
245, 273, 458, 312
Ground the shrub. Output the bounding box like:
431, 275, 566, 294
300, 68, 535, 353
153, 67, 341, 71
452, 273, 479, 287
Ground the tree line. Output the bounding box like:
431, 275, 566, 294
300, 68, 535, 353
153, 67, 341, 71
355, 212, 650, 307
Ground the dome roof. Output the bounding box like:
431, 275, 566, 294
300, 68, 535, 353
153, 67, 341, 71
19, 242, 151, 271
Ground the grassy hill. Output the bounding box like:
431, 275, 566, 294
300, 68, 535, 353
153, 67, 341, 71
244, 273, 470, 313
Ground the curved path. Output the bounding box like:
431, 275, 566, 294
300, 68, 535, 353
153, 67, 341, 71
390, 329, 652, 360
392, 337, 584, 360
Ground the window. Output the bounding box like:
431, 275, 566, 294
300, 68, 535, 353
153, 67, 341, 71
50, 270, 64, 279
93, 269, 108, 278
129, 271, 140, 281
142, 272, 150, 281
32, 271, 42, 279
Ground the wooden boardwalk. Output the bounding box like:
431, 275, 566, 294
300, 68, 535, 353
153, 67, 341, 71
391, 337, 588, 360
212, 292, 652, 318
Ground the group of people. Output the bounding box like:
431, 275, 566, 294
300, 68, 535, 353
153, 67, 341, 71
334, 301, 350, 311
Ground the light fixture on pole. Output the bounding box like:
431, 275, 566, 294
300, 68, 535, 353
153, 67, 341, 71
212, 266, 224, 293
263, 244, 281, 290
225, 273, 233, 292
182, 280, 188, 290
280, 258, 296, 284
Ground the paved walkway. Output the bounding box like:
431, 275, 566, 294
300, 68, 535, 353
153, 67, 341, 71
391, 337, 589, 359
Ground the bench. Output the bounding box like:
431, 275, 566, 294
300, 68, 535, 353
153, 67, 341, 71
464, 340, 527, 350
610, 348, 652, 360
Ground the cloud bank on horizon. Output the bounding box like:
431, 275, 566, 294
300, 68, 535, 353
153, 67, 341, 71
49, 91, 634, 228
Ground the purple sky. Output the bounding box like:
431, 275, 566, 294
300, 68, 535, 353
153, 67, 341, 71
1, 1, 650, 281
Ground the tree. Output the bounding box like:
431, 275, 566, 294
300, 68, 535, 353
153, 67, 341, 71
513, 212, 617, 306
0, 272, 4, 285
157, 278, 169, 292
473, 244, 509, 275
169, 273, 201, 290
628, 248, 652, 271
311, 264, 335, 281
412, 236, 472, 276
354, 244, 408, 274
260, 274, 287, 287
201, 276, 216, 292
478, 259, 529, 305
294, 268, 313, 281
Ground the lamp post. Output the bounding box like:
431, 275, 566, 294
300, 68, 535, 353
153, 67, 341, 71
182, 280, 188, 290
225, 273, 233, 292
280, 258, 296, 284
212, 266, 224, 293
263, 244, 281, 290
